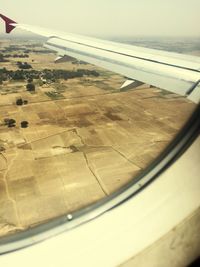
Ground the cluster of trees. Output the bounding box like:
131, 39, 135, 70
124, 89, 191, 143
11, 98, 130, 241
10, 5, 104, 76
21, 121, 29, 128
3, 118, 29, 128
41, 68, 99, 80
4, 54, 29, 58
0, 68, 7, 83
0, 68, 39, 81
22, 49, 53, 54
0, 69, 36, 91
4, 118, 16, 128
1, 48, 53, 55
17, 62, 32, 69
0, 52, 28, 63
34, 49, 53, 54
0, 67, 99, 83
1, 46, 23, 52
0, 54, 8, 63
16, 98, 28, 106
26, 83, 35, 92
0, 146, 5, 152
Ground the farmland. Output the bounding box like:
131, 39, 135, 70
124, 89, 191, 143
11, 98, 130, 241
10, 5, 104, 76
0, 39, 196, 236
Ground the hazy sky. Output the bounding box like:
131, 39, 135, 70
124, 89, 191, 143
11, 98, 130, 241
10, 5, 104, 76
1, 0, 200, 38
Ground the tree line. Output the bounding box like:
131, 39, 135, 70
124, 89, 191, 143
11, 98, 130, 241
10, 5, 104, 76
0, 54, 8, 62
0, 67, 99, 83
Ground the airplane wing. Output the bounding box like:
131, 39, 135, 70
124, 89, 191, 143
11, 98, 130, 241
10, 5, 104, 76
1, 14, 200, 103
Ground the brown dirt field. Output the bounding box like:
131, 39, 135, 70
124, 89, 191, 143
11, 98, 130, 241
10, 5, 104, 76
0, 39, 197, 237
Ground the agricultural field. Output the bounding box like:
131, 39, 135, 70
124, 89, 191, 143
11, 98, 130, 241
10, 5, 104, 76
0, 39, 196, 237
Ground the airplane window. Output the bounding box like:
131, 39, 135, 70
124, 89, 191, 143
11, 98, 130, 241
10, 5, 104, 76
0, 4, 199, 253
0, 36, 198, 239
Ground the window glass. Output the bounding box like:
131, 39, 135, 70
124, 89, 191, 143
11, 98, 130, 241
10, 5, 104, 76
0, 6, 199, 238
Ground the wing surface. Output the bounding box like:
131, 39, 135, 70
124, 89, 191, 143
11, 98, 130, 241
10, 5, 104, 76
1, 14, 200, 103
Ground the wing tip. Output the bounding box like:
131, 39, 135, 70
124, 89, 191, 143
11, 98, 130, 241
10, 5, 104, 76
0, 14, 17, 33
